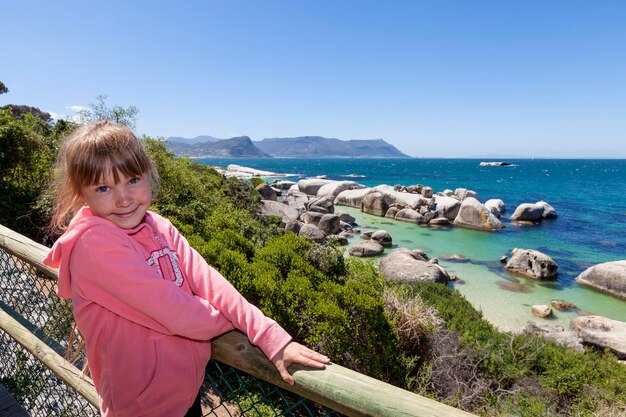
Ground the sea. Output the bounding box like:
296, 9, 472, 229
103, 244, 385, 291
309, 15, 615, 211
196, 158, 626, 332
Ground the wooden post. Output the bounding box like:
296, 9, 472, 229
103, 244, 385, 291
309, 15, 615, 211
0, 308, 100, 408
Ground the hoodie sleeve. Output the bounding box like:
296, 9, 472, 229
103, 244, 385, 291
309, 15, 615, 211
165, 221, 292, 361
69, 225, 234, 341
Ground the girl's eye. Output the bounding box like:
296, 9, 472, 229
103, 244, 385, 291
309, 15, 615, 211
128, 177, 141, 185
96, 186, 110, 193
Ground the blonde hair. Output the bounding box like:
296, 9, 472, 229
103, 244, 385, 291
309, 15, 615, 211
50, 120, 160, 231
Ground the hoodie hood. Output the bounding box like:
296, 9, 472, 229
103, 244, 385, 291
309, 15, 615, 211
44, 207, 151, 298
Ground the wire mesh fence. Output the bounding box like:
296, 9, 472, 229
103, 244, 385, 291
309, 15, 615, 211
0, 246, 339, 416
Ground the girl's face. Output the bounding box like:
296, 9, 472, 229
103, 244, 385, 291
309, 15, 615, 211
80, 170, 152, 229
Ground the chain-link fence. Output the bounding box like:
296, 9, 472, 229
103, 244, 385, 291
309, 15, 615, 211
0, 245, 339, 417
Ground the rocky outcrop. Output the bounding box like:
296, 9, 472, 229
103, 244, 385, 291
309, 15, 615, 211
317, 181, 364, 199
334, 188, 373, 208
348, 241, 385, 257
484, 199, 505, 218
505, 248, 558, 279
433, 195, 462, 220
361, 191, 388, 216
569, 315, 626, 359
379, 248, 449, 284
511, 201, 558, 222
298, 223, 326, 243
260, 200, 299, 225
453, 197, 504, 231
575, 260, 626, 300
256, 182, 277, 201
371, 230, 392, 247
318, 214, 341, 235
297, 179, 335, 196
523, 321, 583, 351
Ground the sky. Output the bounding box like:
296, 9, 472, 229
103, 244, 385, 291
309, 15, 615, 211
2, 1, 626, 158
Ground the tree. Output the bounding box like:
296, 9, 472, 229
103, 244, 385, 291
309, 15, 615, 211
1, 104, 52, 123
0, 81, 8, 95
78, 94, 139, 129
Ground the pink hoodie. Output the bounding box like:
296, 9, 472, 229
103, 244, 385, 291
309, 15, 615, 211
44, 208, 291, 417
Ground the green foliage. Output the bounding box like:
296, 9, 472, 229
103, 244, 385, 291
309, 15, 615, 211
249, 177, 264, 188
77, 94, 139, 129
0, 80, 8, 94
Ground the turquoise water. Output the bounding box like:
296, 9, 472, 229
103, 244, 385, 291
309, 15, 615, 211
198, 158, 626, 331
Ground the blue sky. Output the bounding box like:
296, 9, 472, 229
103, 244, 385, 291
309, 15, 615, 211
2, 1, 626, 158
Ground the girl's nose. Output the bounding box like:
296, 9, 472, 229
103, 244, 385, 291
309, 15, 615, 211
115, 187, 132, 206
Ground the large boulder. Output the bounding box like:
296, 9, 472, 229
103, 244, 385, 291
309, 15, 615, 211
334, 188, 373, 208
536, 201, 558, 219
260, 200, 300, 224
317, 181, 364, 199
523, 321, 583, 351
505, 248, 558, 279
271, 180, 297, 190
575, 260, 626, 300
306, 195, 335, 214
379, 248, 449, 284
455, 188, 479, 201
318, 214, 342, 235
256, 182, 277, 201
361, 191, 388, 216
297, 179, 335, 196
371, 230, 393, 247
348, 241, 385, 257
298, 223, 326, 243
453, 197, 504, 231
395, 208, 424, 224
285, 189, 310, 211
570, 315, 626, 359
300, 211, 324, 226
484, 199, 505, 218
433, 195, 462, 220
511, 203, 542, 221
372, 185, 430, 210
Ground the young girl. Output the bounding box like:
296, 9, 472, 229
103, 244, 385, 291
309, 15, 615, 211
43, 121, 329, 417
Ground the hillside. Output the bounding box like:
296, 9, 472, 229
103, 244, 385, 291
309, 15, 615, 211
166, 136, 271, 158
166, 135, 411, 158
255, 136, 409, 158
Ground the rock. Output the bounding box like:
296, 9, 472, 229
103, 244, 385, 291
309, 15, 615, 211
271, 180, 297, 190
536, 201, 558, 219
433, 195, 462, 220
570, 315, 626, 359
260, 200, 300, 224
523, 321, 583, 351
379, 248, 449, 284
306, 195, 335, 214
429, 217, 451, 226
551, 299, 577, 311
395, 208, 424, 224
385, 206, 401, 219
499, 256, 508, 264
453, 197, 505, 231
371, 185, 431, 210
348, 241, 385, 257
440, 254, 468, 262
285, 189, 310, 211
284, 220, 301, 234
455, 188, 479, 201
421, 186, 433, 198
298, 223, 326, 243
484, 199, 505, 218
531, 305, 553, 318
496, 281, 532, 293
318, 214, 341, 235
336, 212, 356, 224
255, 182, 277, 201
505, 248, 559, 279
361, 191, 388, 216
371, 230, 393, 247
328, 234, 349, 246
300, 211, 324, 226
317, 181, 364, 199
575, 260, 626, 300
510, 203, 544, 222
334, 188, 373, 208
297, 178, 335, 196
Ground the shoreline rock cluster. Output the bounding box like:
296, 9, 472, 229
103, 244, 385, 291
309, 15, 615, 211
256, 174, 626, 356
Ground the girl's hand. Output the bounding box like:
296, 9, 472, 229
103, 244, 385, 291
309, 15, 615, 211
271, 342, 331, 385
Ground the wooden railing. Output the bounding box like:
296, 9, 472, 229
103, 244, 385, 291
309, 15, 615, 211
0, 224, 475, 417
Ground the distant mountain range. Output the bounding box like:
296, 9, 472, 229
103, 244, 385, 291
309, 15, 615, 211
165, 135, 410, 158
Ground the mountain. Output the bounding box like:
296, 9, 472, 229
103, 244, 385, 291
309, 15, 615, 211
165, 136, 271, 158
254, 136, 410, 158
167, 135, 222, 145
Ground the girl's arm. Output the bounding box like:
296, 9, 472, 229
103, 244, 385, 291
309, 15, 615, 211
166, 220, 330, 379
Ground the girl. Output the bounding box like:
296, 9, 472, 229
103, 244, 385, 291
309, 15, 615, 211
43, 121, 329, 417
